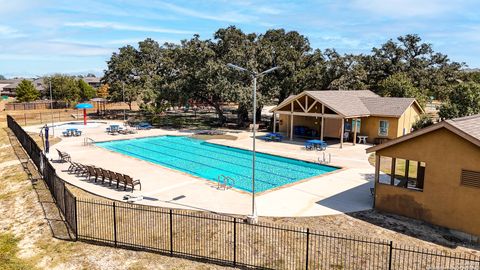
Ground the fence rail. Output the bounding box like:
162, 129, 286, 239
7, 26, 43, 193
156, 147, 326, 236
7, 115, 480, 269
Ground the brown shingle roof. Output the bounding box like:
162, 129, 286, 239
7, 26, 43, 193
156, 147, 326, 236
360, 97, 417, 117
447, 114, 480, 142
306, 90, 377, 117
272, 90, 423, 118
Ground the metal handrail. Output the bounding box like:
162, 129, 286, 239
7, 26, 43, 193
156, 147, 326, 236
83, 137, 95, 146
217, 175, 235, 190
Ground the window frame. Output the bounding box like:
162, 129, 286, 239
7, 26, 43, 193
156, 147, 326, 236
378, 120, 389, 136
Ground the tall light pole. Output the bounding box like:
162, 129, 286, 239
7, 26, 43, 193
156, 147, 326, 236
36, 75, 54, 137
122, 81, 126, 122
49, 79, 54, 137
227, 63, 280, 224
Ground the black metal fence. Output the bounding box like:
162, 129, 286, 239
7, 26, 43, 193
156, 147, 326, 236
7, 115, 480, 269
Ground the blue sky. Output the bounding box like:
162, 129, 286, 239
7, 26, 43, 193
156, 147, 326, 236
1, 0, 479, 78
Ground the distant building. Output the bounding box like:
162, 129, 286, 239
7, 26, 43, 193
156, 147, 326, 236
0, 78, 45, 97
0, 76, 101, 97
81, 76, 101, 89
367, 114, 480, 239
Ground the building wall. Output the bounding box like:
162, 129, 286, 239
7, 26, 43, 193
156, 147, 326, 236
278, 114, 322, 138
375, 128, 480, 236
361, 116, 399, 143
396, 105, 422, 136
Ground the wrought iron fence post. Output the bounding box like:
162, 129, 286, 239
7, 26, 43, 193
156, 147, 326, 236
305, 228, 310, 270
233, 218, 237, 267
113, 202, 117, 247
169, 209, 173, 256
388, 241, 393, 270
74, 197, 78, 241
63, 183, 67, 216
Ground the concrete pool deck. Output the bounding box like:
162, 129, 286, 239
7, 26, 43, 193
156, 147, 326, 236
25, 121, 375, 217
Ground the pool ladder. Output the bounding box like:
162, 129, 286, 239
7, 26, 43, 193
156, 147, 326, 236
318, 152, 332, 164
217, 175, 235, 190
83, 137, 95, 146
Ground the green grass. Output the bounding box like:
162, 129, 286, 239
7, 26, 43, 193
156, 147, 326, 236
0, 233, 37, 270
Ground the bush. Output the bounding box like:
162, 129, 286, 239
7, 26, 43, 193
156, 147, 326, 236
412, 115, 434, 131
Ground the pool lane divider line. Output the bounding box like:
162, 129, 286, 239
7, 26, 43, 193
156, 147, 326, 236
105, 143, 279, 190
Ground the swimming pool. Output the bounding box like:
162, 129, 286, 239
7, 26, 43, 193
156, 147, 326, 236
96, 136, 338, 193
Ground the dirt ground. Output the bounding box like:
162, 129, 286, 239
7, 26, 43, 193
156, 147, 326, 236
0, 125, 235, 270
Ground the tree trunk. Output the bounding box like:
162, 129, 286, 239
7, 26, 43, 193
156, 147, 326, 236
236, 103, 250, 128
128, 102, 132, 111
209, 101, 226, 126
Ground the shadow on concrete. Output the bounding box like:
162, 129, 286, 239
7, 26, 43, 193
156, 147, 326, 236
8, 130, 75, 241
314, 181, 374, 213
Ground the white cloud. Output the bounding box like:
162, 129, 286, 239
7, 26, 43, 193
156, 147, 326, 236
351, 0, 466, 17
157, 2, 256, 23
64, 21, 194, 34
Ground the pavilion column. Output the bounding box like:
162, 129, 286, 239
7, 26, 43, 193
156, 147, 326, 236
273, 113, 277, 133
340, 118, 344, 149
320, 117, 324, 140
320, 104, 325, 141
289, 114, 293, 140
353, 118, 357, 146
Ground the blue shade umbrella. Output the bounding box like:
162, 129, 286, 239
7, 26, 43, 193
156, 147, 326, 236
75, 103, 94, 125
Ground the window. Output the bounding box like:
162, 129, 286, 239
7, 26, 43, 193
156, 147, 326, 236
377, 155, 425, 191
379, 120, 389, 136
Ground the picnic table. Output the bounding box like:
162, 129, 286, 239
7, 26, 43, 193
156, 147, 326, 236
261, 132, 283, 142
63, 128, 82, 137
305, 139, 327, 151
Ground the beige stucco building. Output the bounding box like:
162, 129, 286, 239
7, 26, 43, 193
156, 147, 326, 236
270, 90, 423, 147
367, 114, 480, 238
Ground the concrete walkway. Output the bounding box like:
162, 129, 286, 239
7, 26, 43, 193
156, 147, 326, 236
25, 121, 375, 217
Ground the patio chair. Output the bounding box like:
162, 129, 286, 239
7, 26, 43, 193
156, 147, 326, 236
108, 170, 119, 186
124, 175, 141, 192
74, 130, 82, 136
85, 166, 97, 181
56, 149, 71, 162
100, 169, 113, 186
115, 173, 127, 189
94, 167, 106, 183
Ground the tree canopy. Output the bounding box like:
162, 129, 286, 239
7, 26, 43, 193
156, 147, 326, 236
102, 28, 478, 123
15, 80, 40, 102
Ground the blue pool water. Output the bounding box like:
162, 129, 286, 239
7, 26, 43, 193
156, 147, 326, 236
96, 136, 338, 193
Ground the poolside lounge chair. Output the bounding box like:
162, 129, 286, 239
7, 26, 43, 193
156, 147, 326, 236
100, 169, 113, 186
94, 167, 106, 183
261, 132, 283, 142
56, 149, 71, 162
107, 170, 119, 187
115, 173, 126, 189
68, 162, 87, 175
85, 166, 97, 181
124, 175, 141, 192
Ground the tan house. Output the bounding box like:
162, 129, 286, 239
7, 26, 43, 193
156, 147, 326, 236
270, 90, 423, 147
366, 114, 480, 238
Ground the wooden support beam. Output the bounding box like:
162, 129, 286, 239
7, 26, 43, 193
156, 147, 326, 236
353, 118, 357, 146
273, 113, 276, 133
295, 99, 306, 112
290, 103, 293, 140
390, 158, 396, 185
340, 118, 345, 149
321, 104, 325, 141
306, 100, 318, 113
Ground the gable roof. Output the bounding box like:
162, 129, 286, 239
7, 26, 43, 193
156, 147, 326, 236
366, 114, 480, 153
360, 97, 419, 117
271, 90, 423, 118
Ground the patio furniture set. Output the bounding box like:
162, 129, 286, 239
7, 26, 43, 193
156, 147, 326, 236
62, 128, 82, 137
58, 150, 141, 191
